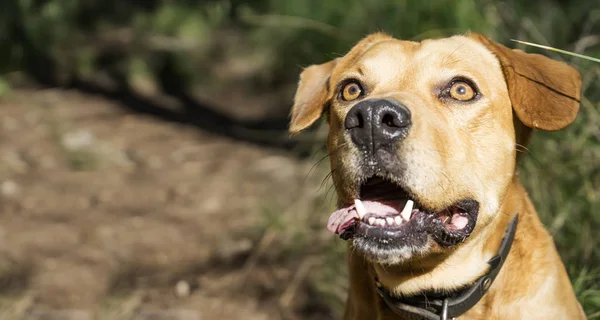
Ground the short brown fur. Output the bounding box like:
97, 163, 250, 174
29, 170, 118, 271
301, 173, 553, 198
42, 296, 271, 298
290, 33, 585, 319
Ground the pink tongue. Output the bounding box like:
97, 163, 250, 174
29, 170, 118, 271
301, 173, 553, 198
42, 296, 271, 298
327, 201, 401, 234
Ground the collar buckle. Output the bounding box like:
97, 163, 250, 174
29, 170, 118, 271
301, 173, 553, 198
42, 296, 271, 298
440, 298, 450, 320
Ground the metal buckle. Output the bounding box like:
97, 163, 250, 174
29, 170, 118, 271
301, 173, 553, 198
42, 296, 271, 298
440, 298, 456, 320
440, 298, 448, 320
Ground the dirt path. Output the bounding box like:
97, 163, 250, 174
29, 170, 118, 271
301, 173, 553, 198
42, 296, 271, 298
0, 89, 340, 319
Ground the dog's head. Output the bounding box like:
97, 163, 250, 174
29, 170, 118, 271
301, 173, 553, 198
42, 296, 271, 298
290, 33, 581, 265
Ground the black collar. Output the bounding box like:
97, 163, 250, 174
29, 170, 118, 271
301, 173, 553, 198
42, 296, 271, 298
375, 214, 519, 320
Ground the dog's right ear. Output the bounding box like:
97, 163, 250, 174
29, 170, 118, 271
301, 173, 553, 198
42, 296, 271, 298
469, 33, 581, 131
289, 59, 338, 135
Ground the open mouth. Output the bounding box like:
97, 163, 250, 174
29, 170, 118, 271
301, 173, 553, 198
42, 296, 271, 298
327, 177, 479, 247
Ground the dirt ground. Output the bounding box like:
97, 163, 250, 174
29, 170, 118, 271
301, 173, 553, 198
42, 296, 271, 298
0, 87, 341, 320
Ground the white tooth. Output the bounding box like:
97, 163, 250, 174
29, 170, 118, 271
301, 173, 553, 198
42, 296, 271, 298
400, 200, 414, 221
386, 217, 394, 225
377, 218, 386, 226
394, 216, 403, 224
368, 217, 376, 225
354, 199, 367, 219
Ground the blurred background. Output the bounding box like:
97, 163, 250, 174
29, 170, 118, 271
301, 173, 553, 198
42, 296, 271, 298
0, 0, 598, 319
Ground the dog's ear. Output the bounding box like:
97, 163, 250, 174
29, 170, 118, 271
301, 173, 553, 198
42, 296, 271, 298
289, 59, 338, 135
289, 33, 394, 135
470, 33, 581, 131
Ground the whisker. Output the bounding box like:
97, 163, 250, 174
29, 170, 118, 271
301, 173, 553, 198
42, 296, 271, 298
325, 181, 338, 205
319, 169, 337, 192
305, 153, 331, 180
305, 142, 349, 180
515, 143, 530, 154
438, 171, 453, 194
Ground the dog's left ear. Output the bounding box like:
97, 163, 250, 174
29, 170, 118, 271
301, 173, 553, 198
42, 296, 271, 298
470, 33, 582, 131
289, 59, 338, 135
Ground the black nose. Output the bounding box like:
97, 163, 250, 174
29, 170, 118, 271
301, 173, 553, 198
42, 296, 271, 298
344, 99, 411, 152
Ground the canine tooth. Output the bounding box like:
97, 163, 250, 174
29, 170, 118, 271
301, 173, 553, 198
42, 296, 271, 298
386, 217, 394, 225
354, 199, 367, 219
394, 216, 402, 224
368, 217, 376, 225
400, 200, 414, 221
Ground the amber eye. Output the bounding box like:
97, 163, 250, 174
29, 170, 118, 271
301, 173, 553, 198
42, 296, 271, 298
448, 81, 476, 101
341, 82, 363, 101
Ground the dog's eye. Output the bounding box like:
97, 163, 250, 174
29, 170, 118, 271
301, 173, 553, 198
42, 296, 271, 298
341, 82, 363, 101
448, 81, 476, 101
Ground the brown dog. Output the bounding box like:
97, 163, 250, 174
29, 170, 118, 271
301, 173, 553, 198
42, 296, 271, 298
289, 33, 585, 319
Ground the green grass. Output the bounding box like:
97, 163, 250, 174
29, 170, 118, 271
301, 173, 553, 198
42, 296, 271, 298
512, 39, 600, 63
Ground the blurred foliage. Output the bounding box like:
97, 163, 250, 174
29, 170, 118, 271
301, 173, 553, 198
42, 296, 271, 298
0, 0, 599, 316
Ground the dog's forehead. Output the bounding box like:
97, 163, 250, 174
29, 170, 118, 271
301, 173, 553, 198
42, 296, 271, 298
334, 35, 503, 89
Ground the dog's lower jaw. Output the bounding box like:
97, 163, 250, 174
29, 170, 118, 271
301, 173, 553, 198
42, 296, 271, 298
351, 237, 434, 266
371, 232, 491, 297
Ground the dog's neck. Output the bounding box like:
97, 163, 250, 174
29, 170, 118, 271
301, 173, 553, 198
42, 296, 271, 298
371, 177, 523, 298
